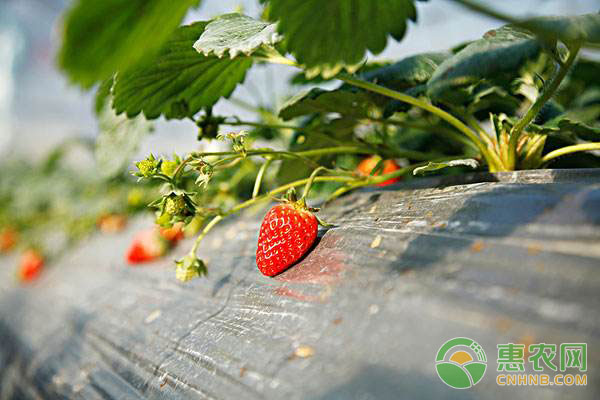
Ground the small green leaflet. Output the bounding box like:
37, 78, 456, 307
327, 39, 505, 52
413, 159, 479, 175
427, 25, 541, 102
59, 0, 201, 89
95, 105, 153, 178
112, 22, 253, 120
193, 13, 281, 58
268, 0, 421, 78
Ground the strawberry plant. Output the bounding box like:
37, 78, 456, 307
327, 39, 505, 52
56, 0, 600, 281
0, 139, 162, 281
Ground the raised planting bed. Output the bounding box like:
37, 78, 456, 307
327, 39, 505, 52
0, 168, 599, 399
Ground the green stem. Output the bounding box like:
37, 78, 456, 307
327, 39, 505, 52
225, 119, 366, 149
301, 166, 327, 201
384, 118, 479, 152
338, 74, 497, 170
174, 146, 374, 184
192, 146, 378, 162
232, 175, 356, 214
254, 53, 299, 67
507, 44, 581, 169
224, 120, 299, 131
227, 119, 443, 160
462, 113, 490, 146
541, 142, 600, 164
189, 215, 223, 255
252, 158, 272, 198
461, 113, 503, 169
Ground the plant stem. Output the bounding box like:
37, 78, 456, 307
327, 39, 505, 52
338, 74, 497, 170
541, 142, 600, 164
301, 166, 327, 201
189, 215, 223, 255
225, 119, 420, 157
461, 113, 503, 169
225, 118, 349, 147
175, 146, 376, 184
507, 44, 581, 169
194, 146, 379, 163
383, 118, 479, 152
252, 158, 272, 198
224, 120, 299, 132
232, 175, 356, 214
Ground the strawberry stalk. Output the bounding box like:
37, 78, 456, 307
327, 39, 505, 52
300, 166, 327, 203
252, 158, 273, 198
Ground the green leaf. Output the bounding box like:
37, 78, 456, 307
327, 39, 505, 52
534, 101, 565, 125
269, 0, 420, 78
112, 22, 253, 120
529, 117, 600, 142
193, 14, 280, 58
359, 52, 450, 116
427, 25, 542, 102
382, 85, 427, 117
95, 105, 153, 178
362, 52, 449, 90
281, 53, 448, 120
94, 77, 114, 115
573, 88, 600, 109
279, 88, 376, 121
521, 13, 600, 46
413, 159, 479, 175
467, 84, 520, 115
59, 0, 200, 89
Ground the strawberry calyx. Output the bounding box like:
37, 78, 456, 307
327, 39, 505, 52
278, 187, 330, 226
175, 253, 207, 282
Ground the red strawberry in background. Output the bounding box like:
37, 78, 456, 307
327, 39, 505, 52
357, 156, 401, 187
159, 222, 185, 243
256, 194, 319, 277
18, 249, 44, 283
97, 214, 127, 233
0, 228, 18, 252
126, 229, 168, 264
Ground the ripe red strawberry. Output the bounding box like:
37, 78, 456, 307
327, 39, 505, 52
256, 202, 318, 277
18, 249, 44, 282
357, 156, 401, 187
126, 229, 168, 264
